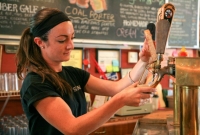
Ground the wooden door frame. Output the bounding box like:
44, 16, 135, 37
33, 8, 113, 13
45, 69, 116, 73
0, 45, 2, 73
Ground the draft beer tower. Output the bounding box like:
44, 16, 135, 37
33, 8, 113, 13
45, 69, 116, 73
144, 3, 200, 135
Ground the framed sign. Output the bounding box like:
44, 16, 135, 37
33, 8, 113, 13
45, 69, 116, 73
121, 68, 132, 78
62, 49, 83, 69
128, 52, 138, 63
97, 49, 120, 72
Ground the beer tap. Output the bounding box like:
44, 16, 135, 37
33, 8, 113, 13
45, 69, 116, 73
155, 3, 175, 72
146, 3, 176, 87
138, 3, 176, 88
151, 3, 176, 87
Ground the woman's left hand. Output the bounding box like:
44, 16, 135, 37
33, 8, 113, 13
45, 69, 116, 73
139, 39, 151, 62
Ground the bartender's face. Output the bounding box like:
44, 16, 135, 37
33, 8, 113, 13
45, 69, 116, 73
40, 21, 75, 65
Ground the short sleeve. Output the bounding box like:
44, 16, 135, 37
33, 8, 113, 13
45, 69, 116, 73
23, 81, 60, 113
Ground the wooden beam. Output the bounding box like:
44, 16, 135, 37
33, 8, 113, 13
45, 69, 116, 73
0, 45, 2, 73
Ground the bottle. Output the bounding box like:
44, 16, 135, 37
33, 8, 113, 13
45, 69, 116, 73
178, 46, 188, 57
152, 94, 159, 111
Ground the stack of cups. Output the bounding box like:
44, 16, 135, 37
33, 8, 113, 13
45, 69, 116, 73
0, 114, 29, 135
0, 73, 22, 96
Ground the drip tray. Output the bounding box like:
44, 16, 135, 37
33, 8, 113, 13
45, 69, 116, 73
132, 116, 180, 135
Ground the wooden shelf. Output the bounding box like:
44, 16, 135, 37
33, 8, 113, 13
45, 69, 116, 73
0, 94, 23, 117
0, 96, 20, 101
0, 91, 20, 99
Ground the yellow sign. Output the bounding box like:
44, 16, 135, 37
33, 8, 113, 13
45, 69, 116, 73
62, 49, 83, 69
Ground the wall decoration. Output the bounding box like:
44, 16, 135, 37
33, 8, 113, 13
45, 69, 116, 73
128, 52, 138, 63
0, 0, 164, 46
121, 68, 132, 78
97, 49, 120, 72
62, 49, 83, 69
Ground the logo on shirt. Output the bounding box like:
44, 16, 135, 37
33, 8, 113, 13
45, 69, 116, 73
73, 85, 81, 92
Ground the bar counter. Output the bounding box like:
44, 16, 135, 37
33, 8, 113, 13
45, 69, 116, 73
132, 108, 180, 135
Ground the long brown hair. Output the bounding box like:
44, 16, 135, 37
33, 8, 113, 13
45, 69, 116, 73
16, 8, 72, 95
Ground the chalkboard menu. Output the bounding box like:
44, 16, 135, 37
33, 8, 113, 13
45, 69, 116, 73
0, 0, 61, 45
167, 0, 199, 48
0, 0, 163, 45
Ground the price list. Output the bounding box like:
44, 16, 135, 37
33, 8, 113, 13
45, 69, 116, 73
168, 0, 199, 48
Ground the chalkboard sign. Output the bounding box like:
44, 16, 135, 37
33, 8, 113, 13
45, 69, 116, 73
167, 0, 199, 49
0, 0, 62, 45
0, 0, 163, 46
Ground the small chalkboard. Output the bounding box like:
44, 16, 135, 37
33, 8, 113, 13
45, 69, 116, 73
167, 0, 199, 49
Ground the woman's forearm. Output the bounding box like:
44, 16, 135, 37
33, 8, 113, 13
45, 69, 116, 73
129, 59, 148, 83
67, 94, 124, 135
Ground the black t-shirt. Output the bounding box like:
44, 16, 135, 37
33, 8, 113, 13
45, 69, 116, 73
20, 66, 90, 135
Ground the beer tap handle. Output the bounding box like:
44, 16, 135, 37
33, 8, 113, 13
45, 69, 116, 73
138, 24, 156, 85
144, 29, 157, 62
156, 19, 171, 54
155, 3, 175, 67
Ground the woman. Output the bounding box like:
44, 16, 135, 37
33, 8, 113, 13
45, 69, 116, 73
16, 8, 155, 135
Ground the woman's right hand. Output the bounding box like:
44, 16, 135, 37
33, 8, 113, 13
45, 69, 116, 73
117, 82, 156, 107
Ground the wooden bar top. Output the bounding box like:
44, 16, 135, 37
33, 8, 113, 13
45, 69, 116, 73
139, 108, 173, 124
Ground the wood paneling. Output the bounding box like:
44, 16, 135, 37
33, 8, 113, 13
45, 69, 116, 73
0, 96, 24, 117
0, 45, 2, 73
90, 115, 145, 135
